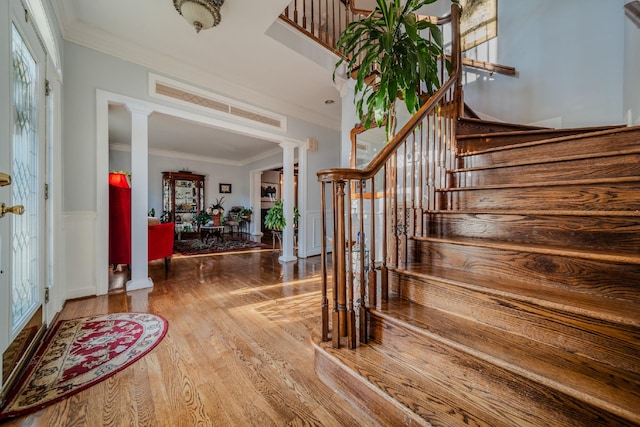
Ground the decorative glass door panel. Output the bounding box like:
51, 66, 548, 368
11, 23, 40, 327
1, 5, 46, 390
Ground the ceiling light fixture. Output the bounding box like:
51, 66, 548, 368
173, 0, 224, 33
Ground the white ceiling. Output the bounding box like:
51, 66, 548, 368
52, 0, 342, 164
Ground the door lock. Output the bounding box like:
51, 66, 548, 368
0, 173, 10, 187
0, 203, 25, 218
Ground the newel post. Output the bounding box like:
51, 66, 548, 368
451, 3, 464, 118
333, 181, 347, 348
320, 182, 329, 342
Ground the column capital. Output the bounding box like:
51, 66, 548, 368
125, 102, 154, 116
278, 140, 299, 150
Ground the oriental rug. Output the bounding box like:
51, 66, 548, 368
173, 236, 267, 255
0, 313, 167, 420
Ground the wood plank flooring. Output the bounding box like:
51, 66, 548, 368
3, 249, 375, 427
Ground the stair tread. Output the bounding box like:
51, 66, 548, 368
391, 263, 640, 326
456, 124, 625, 141
411, 235, 640, 264
450, 147, 640, 173
459, 126, 640, 157
425, 209, 640, 217
437, 175, 640, 191
315, 337, 511, 426
374, 297, 640, 422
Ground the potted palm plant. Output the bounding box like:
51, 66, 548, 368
334, 0, 454, 141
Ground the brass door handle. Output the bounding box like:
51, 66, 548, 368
0, 173, 10, 187
0, 203, 24, 218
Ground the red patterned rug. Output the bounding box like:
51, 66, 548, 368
0, 313, 167, 420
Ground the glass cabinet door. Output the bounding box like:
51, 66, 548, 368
162, 172, 205, 229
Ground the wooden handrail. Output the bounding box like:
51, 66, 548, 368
317, 74, 458, 182
458, 56, 516, 77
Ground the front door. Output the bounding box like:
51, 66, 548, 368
0, 0, 47, 392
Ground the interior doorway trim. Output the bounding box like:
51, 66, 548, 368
96, 89, 305, 295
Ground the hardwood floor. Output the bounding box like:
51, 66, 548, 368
3, 250, 376, 426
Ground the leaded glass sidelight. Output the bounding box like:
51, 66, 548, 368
11, 24, 40, 332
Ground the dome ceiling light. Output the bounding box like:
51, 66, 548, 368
173, 0, 225, 33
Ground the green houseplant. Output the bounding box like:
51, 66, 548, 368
334, 0, 453, 141
264, 200, 299, 231
238, 207, 253, 221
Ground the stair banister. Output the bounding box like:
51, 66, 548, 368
318, 3, 462, 348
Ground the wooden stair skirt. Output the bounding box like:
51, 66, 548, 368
315, 123, 640, 426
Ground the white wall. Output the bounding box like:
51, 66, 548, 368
624, 4, 640, 125
462, 0, 627, 127
109, 149, 251, 216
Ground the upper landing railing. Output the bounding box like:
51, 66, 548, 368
279, 0, 515, 77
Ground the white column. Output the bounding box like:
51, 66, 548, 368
125, 103, 154, 291
251, 170, 263, 238
279, 141, 297, 263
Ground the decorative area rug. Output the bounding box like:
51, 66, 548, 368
0, 313, 168, 420
174, 236, 267, 255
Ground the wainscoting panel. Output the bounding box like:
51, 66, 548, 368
304, 210, 333, 257
63, 212, 98, 300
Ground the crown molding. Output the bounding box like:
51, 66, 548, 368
50, 0, 77, 39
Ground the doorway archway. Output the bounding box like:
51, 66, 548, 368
96, 90, 306, 295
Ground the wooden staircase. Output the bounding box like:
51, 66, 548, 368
315, 120, 640, 426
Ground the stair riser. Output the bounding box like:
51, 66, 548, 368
449, 154, 640, 187
425, 213, 640, 255
314, 345, 417, 427
437, 182, 640, 211
390, 271, 640, 374
368, 315, 633, 427
457, 128, 614, 152
457, 131, 640, 168
409, 241, 640, 303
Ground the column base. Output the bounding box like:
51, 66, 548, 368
126, 277, 154, 291
278, 254, 297, 263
